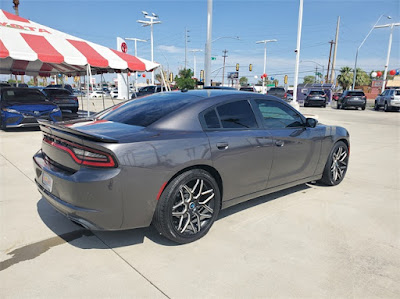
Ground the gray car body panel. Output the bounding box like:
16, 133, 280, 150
33, 90, 350, 230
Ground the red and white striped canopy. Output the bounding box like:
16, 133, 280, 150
0, 10, 159, 76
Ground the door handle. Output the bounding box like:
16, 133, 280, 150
275, 140, 284, 147
216, 142, 229, 150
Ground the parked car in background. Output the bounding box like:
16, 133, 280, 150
203, 86, 236, 90
0, 87, 61, 129
267, 87, 290, 103
332, 92, 342, 101
33, 90, 349, 244
132, 85, 167, 98
72, 89, 85, 97
0, 82, 11, 88
46, 84, 73, 93
337, 90, 366, 110
110, 88, 118, 98
239, 86, 256, 92
42, 88, 79, 113
374, 89, 400, 112
89, 91, 107, 98
304, 90, 328, 107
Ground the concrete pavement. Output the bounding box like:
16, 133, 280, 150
1, 102, 399, 298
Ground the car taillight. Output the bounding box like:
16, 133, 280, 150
284, 93, 287, 98
43, 135, 116, 168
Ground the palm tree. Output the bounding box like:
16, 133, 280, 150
337, 67, 353, 90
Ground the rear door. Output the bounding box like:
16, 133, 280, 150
251, 98, 323, 188
202, 98, 274, 201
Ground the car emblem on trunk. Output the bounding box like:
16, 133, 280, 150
34, 111, 40, 115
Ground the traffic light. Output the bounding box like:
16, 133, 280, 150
284, 75, 288, 84
200, 70, 204, 81
249, 64, 252, 72
236, 63, 239, 71
169, 72, 173, 82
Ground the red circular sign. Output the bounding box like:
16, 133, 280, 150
121, 42, 128, 53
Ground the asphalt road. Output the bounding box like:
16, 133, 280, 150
1, 103, 399, 298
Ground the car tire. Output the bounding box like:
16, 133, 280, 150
374, 102, 379, 111
153, 169, 221, 244
319, 141, 349, 186
361, 106, 366, 111
322, 104, 326, 108
72, 108, 78, 113
336, 103, 341, 109
384, 103, 389, 112
341, 104, 345, 110
304, 103, 308, 107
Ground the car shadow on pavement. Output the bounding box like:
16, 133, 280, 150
36, 183, 314, 250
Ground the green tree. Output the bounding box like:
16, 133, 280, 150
355, 68, 371, 86
303, 75, 315, 84
239, 77, 248, 86
175, 68, 196, 90
273, 79, 279, 86
337, 66, 353, 90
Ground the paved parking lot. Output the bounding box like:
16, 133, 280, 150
1, 102, 399, 298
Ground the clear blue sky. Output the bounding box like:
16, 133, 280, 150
1, 0, 399, 85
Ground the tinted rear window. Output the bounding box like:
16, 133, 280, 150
347, 91, 365, 96
1, 89, 47, 102
217, 100, 258, 129
269, 88, 285, 94
43, 89, 72, 96
98, 93, 200, 127
309, 90, 324, 95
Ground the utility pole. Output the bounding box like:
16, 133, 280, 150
330, 16, 340, 84
326, 40, 334, 83
221, 49, 228, 86
184, 27, 190, 70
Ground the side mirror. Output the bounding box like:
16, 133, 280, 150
306, 118, 318, 128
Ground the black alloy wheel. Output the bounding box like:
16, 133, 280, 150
319, 141, 349, 186
153, 169, 221, 244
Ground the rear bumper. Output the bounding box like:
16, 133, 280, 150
342, 100, 366, 108
304, 98, 326, 106
33, 150, 124, 230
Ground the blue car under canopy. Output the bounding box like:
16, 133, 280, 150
0, 87, 62, 129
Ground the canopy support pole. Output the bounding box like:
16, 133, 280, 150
101, 73, 105, 110
86, 64, 93, 117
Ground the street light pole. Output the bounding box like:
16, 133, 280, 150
374, 22, 400, 93
125, 37, 147, 91
189, 49, 202, 79
204, 0, 213, 86
137, 11, 161, 85
292, 0, 303, 110
256, 39, 277, 93
352, 14, 391, 90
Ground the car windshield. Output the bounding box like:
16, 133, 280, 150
97, 92, 202, 127
309, 91, 324, 95
43, 89, 71, 96
347, 91, 364, 96
2, 89, 47, 102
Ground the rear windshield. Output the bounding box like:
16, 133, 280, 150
309, 90, 324, 95
240, 87, 254, 91
395, 90, 400, 96
97, 92, 201, 127
43, 89, 71, 96
269, 88, 285, 93
1, 89, 47, 102
347, 91, 365, 96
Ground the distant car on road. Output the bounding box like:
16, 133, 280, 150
203, 86, 236, 90
46, 84, 73, 93
110, 88, 118, 98
374, 89, 400, 112
42, 88, 79, 113
268, 87, 290, 103
90, 91, 107, 98
304, 90, 327, 107
337, 90, 366, 110
0, 87, 61, 129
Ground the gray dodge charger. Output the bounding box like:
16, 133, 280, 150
33, 90, 350, 243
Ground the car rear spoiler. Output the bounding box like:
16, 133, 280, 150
38, 120, 119, 143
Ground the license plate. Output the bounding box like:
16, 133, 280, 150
42, 172, 53, 193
